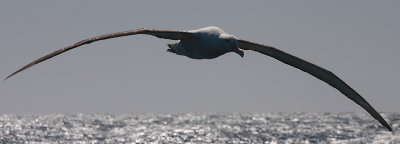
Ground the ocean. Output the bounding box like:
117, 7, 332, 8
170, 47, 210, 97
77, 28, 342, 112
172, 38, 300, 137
0, 113, 399, 143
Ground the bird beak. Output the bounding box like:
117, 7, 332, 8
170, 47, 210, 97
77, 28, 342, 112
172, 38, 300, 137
232, 41, 244, 58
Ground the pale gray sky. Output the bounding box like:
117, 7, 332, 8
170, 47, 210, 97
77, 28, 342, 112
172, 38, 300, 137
1, 1, 399, 114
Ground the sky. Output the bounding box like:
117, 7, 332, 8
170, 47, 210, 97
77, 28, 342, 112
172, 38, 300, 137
0, 1, 399, 114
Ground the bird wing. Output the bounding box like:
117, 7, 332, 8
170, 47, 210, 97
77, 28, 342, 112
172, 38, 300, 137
237, 39, 392, 132
5, 29, 192, 80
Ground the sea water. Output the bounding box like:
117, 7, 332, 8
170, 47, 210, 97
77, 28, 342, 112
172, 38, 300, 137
1, 113, 399, 143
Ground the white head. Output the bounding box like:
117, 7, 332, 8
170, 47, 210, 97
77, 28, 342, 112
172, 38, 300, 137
219, 34, 244, 58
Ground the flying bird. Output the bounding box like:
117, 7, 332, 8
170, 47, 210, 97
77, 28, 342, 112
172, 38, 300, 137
5, 26, 393, 132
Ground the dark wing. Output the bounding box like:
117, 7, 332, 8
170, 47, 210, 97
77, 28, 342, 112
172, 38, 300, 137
238, 39, 392, 132
5, 29, 192, 80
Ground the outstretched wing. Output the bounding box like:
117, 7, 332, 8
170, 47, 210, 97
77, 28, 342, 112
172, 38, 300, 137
238, 39, 392, 132
5, 29, 192, 80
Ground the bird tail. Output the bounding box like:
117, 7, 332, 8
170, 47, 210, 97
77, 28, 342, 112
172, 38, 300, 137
167, 43, 178, 53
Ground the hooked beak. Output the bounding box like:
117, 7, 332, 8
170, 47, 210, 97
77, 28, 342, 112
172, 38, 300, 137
232, 41, 244, 58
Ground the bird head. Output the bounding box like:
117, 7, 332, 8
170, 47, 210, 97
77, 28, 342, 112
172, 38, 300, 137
220, 34, 244, 58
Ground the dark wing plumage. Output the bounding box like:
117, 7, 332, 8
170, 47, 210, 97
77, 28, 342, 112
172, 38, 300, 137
5, 29, 192, 80
238, 39, 392, 132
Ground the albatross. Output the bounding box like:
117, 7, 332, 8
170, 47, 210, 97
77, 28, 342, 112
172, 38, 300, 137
5, 26, 393, 132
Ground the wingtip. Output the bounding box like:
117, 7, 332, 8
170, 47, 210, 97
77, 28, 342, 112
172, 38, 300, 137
379, 115, 394, 133
4, 72, 16, 81
382, 120, 394, 134
4, 75, 11, 81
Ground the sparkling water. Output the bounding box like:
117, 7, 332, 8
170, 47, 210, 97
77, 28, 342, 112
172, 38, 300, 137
1, 113, 399, 143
